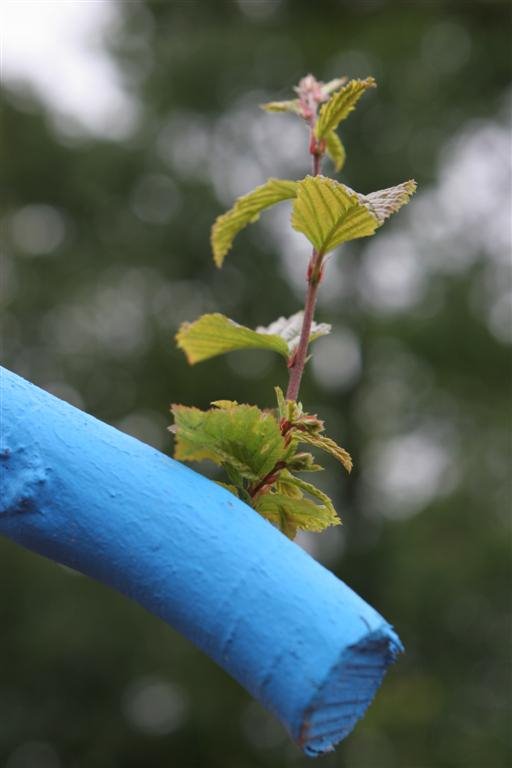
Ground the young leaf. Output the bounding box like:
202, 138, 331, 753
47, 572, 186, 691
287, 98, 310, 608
256, 310, 331, 353
171, 403, 286, 483
285, 452, 323, 473
223, 462, 246, 493
260, 99, 301, 114
283, 404, 325, 436
261, 77, 347, 121
210, 399, 239, 409
276, 476, 303, 499
315, 77, 376, 140
176, 313, 289, 364
356, 180, 417, 224
277, 471, 339, 519
273, 389, 351, 472
325, 131, 346, 172
177, 311, 331, 365
321, 76, 348, 96
255, 491, 340, 539
211, 178, 297, 267
291, 175, 379, 254
254, 493, 298, 538
294, 431, 353, 473
274, 385, 287, 419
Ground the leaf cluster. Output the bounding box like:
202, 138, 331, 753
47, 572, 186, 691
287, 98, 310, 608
171, 391, 351, 539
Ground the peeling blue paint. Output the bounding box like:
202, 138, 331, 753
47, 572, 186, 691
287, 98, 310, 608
0, 366, 403, 756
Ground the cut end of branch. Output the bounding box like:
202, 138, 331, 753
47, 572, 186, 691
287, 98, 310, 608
296, 626, 403, 757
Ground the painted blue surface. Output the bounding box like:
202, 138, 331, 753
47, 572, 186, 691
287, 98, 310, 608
0, 366, 403, 756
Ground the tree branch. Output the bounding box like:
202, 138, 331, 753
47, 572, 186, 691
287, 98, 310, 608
0, 365, 403, 757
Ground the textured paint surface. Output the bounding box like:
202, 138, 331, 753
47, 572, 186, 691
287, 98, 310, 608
0, 366, 403, 756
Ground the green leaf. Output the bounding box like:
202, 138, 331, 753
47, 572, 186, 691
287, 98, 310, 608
274, 386, 287, 419
254, 493, 298, 538
260, 99, 300, 114
176, 311, 331, 365
291, 175, 379, 254
294, 431, 353, 473
255, 492, 340, 539
325, 130, 346, 172
211, 178, 298, 267
176, 313, 289, 364
276, 477, 303, 499
277, 471, 339, 520
210, 399, 239, 409
355, 180, 417, 224
171, 403, 286, 483
315, 77, 376, 140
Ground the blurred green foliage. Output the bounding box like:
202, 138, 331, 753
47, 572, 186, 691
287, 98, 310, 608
1, 1, 510, 766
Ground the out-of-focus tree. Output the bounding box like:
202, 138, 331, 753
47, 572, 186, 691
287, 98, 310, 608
1, 2, 510, 766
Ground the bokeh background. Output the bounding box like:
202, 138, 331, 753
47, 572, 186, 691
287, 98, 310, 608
1, 1, 511, 766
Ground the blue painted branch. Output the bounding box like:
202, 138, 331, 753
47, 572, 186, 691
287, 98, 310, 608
0, 366, 402, 756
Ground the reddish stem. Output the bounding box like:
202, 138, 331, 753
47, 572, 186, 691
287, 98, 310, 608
312, 151, 321, 176
286, 123, 324, 401
248, 460, 286, 499
285, 251, 323, 401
